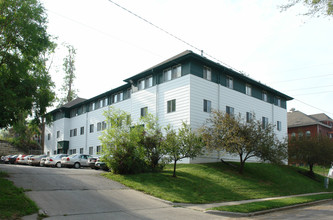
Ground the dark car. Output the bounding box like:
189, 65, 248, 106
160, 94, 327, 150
5, 155, 18, 164
95, 157, 109, 171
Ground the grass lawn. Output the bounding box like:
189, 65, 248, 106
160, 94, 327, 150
209, 193, 333, 213
0, 171, 38, 219
102, 162, 333, 204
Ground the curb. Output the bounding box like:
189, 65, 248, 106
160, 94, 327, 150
204, 199, 333, 217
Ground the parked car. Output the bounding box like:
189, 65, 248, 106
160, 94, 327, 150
28, 155, 47, 166
16, 154, 27, 164
40, 157, 47, 167
95, 157, 109, 171
88, 156, 99, 169
45, 154, 68, 168
61, 154, 92, 168
5, 155, 18, 164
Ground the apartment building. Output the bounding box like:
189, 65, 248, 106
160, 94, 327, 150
44, 50, 292, 163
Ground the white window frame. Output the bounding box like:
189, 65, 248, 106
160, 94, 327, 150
262, 117, 268, 129
226, 76, 233, 89
246, 84, 252, 96
203, 99, 211, 113
141, 107, 148, 117
262, 91, 268, 102
167, 99, 176, 113
226, 106, 234, 116
203, 66, 212, 81
277, 121, 282, 131
246, 112, 253, 123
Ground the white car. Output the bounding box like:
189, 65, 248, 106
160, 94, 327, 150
61, 154, 92, 169
45, 154, 68, 168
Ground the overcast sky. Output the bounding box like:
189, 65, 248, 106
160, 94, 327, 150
41, 0, 333, 118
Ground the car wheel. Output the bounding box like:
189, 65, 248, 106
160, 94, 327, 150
56, 162, 61, 168
74, 162, 80, 169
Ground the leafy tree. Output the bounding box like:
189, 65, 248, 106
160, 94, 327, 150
58, 44, 78, 107
163, 122, 204, 177
289, 135, 333, 175
200, 110, 287, 174
280, 0, 333, 17
0, 0, 54, 128
139, 114, 167, 171
100, 107, 146, 174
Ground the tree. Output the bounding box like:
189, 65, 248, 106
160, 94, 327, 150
200, 110, 287, 174
280, 0, 333, 17
0, 0, 54, 128
58, 44, 78, 107
163, 122, 204, 177
139, 114, 167, 171
289, 135, 333, 175
99, 107, 146, 174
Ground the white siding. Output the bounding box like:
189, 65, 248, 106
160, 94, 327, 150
44, 73, 288, 163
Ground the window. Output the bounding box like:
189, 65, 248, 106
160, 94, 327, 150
80, 126, 84, 135
102, 121, 107, 130
96, 146, 101, 154
95, 101, 100, 110
163, 65, 181, 82
226, 76, 233, 89
306, 130, 311, 137
89, 124, 94, 133
89, 147, 93, 155
97, 122, 102, 131
167, 99, 176, 113
56, 131, 60, 138
80, 148, 83, 154
47, 133, 51, 140
145, 76, 153, 88
163, 69, 172, 82
262, 117, 268, 129
138, 79, 145, 90
226, 106, 234, 116
291, 132, 296, 138
262, 91, 268, 102
53, 150, 56, 155
141, 107, 148, 117
277, 97, 281, 107
277, 121, 282, 131
246, 84, 252, 96
203, 99, 211, 113
118, 92, 123, 102
104, 98, 108, 107
70, 130, 73, 137
246, 112, 253, 123
72, 149, 76, 154
203, 66, 212, 81
172, 65, 181, 79
73, 128, 77, 136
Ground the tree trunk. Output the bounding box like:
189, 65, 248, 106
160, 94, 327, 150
173, 160, 177, 177
40, 117, 45, 154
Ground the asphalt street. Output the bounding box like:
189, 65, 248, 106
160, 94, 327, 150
0, 164, 225, 220
1, 164, 333, 220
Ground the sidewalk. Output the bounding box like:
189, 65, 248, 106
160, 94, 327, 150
174, 192, 332, 211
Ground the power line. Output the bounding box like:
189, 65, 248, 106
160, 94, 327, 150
106, 0, 239, 72
292, 90, 333, 96
268, 73, 333, 84
46, 8, 165, 61
285, 84, 333, 92
293, 98, 333, 116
